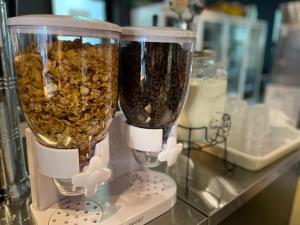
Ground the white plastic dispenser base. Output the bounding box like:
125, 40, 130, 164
31, 170, 176, 225
26, 115, 178, 225
125, 123, 183, 167
26, 128, 111, 198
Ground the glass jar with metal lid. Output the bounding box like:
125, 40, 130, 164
177, 50, 228, 141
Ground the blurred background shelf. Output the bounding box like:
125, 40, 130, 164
131, 4, 267, 102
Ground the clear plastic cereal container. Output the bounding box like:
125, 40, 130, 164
8, 15, 120, 195
119, 27, 195, 167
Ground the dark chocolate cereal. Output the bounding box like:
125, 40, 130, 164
119, 41, 192, 138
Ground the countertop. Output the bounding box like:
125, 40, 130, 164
148, 198, 207, 225
157, 148, 300, 225
1, 148, 300, 225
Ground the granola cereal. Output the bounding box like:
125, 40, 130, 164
14, 38, 119, 164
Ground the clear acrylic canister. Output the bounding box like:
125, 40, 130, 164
119, 27, 195, 167
8, 15, 120, 195
177, 50, 228, 141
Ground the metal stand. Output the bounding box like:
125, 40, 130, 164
178, 113, 236, 192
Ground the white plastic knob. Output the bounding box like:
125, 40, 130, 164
158, 136, 183, 166
72, 135, 111, 197
72, 156, 111, 197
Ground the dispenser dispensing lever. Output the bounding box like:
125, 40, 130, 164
158, 137, 183, 167
72, 135, 111, 197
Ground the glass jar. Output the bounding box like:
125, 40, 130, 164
119, 27, 195, 167
177, 50, 228, 141
8, 15, 120, 195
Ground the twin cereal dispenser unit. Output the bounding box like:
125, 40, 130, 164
8, 15, 194, 225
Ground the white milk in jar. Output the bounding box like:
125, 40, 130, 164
177, 51, 228, 141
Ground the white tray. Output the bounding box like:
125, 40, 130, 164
202, 136, 300, 171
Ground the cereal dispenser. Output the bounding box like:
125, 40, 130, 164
119, 27, 195, 168
7, 16, 194, 225
9, 15, 120, 198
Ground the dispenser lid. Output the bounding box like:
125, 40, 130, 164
121, 26, 195, 43
8, 15, 121, 33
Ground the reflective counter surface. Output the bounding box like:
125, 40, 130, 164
1, 148, 300, 225
157, 148, 300, 225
